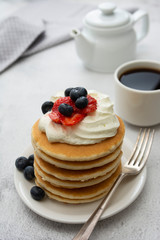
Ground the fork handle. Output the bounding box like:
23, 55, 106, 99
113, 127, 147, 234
72, 173, 126, 240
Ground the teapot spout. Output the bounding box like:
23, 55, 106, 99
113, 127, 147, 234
71, 29, 94, 65
71, 29, 81, 38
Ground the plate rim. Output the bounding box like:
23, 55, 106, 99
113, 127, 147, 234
14, 139, 147, 224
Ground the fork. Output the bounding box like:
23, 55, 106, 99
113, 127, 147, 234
73, 128, 155, 240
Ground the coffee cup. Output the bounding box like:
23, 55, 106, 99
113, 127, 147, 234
114, 60, 160, 126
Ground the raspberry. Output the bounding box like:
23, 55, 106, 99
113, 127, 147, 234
49, 112, 61, 123
60, 113, 85, 126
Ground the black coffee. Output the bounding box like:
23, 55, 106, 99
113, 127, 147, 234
120, 68, 160, 91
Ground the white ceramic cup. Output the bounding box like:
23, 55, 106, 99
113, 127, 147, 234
114, 60, 160, 126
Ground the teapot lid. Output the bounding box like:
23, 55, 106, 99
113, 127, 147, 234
84, 2, 131, 28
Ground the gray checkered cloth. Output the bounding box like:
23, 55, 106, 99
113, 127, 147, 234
0, 17, 44, 73
0, 0, 94, 73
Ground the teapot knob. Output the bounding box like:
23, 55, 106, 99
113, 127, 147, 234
99, 2, 116, 15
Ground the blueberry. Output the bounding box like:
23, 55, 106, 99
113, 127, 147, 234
15, 156, 28, 171
58, 103, 73, 117
70, 87, 88, 101
41, 101, 54, 114
75, 96, 88, 109
64, 88, 73, 97
24, 166, 35, 181
30, 186, 45, 201
28, 154, 34, 166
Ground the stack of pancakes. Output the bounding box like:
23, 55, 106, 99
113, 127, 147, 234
31, 116, 125, 204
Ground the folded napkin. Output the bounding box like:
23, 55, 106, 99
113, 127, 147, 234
16, 0, 94, 57
0, 0, 94, 73
0, 16, 44, 73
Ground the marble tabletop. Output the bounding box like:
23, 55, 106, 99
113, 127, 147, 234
0, 0, 160, 239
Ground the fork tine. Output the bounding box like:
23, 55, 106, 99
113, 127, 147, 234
137, 129, 155, 169
127, 128, 142, 165
128, 128, 148, 165
134, 128, 151, 166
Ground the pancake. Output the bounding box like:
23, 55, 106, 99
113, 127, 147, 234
31, 116, 125, 161
35, 163, 121, 203
34, 159, 120, 189
34, 151, 122, 181
36, 182, 116, 204
33, 141, 122, 170
35, 179, 116, 204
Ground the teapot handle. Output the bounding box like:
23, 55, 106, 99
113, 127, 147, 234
132, 9, 149, 42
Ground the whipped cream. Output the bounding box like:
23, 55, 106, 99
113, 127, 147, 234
39, 90, 119, 145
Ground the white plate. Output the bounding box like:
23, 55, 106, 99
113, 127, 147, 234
14, 139, 147, 224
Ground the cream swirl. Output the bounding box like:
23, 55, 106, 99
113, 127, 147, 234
38, 90, 119, 145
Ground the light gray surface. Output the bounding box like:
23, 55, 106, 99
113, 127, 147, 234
0, 0, 160, 240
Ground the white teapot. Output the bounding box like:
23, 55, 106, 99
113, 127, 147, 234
71, 2, 149, 73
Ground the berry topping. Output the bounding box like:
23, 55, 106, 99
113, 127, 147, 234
75, 96, 88, 109
52, 96, 76, 111
24, 166, 35, 181
48, 88, 97, 126
49, 111, 61, 123
15, 156, 28, 171
41, 101, 54, 114
64, 87, 73, 97
60, 113, 85, 126
30, 186, 45, 201
81, 95, 97, 114
28, 154, 34, 167
58, 103, 73, 117
70, 87, 87, 101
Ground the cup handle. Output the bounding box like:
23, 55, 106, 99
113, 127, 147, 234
132, 9, 149, 42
